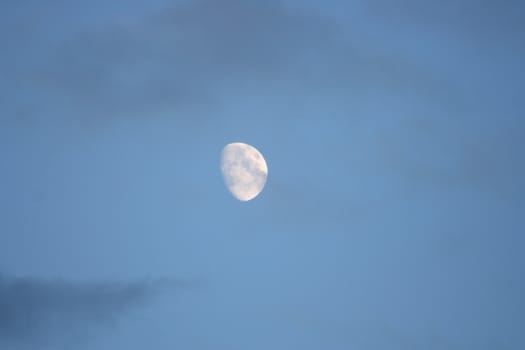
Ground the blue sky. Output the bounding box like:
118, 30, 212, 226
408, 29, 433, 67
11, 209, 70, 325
1, 0, 524, 349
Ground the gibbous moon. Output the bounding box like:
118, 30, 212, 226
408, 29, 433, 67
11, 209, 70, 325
221, 142, 268, 201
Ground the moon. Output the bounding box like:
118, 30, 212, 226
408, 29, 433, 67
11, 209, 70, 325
220, 142, 268, 201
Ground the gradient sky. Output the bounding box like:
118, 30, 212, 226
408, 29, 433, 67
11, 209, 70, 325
1, 0, 524, 349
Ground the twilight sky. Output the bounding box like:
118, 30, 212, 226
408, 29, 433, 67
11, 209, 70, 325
1, 0, 524, 349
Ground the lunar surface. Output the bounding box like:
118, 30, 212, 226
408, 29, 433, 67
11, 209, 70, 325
220, 142, 268, 201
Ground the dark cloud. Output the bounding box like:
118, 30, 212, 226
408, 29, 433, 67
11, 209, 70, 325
0, 274, 176, 347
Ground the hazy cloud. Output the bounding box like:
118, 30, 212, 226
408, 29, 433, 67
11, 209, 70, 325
0, 274, 175, 347
363, 0, 525, 45
368, 117, 525, 199
1, 0, 459, 124
29, 0, 337, 120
